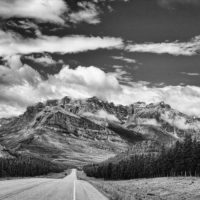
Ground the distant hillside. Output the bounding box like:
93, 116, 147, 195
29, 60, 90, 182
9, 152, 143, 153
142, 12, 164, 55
0, 96, 200, 167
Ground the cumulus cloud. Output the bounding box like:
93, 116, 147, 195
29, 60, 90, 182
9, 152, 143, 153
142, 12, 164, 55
0, 0, 67, 24
126, 36, 200, 56
45, 65, 121, 99
0, 57, 42, 117
2, 60, 200, 118
69, 2, 100, 24
0, 0, 130, 25
0, 61, 122, 117
0, 30, 123, 57
0, 55, 41, 86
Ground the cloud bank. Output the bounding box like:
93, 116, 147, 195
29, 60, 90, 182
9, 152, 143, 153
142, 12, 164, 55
126, 36, 200, 56
0, 30, 123, 57
1, 27, 200, 57
0, 0, 129, 25
1, 56, 200, 118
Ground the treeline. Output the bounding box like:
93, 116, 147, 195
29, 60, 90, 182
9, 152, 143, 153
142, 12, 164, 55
0, 155, 64, 177
84, 135, 200, 179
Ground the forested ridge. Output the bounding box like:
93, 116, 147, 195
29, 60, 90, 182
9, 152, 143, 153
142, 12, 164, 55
84, 135, 200, 180
0, 154, 64, 177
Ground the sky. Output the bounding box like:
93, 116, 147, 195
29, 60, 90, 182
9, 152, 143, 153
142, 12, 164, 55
0, 0, 200, 117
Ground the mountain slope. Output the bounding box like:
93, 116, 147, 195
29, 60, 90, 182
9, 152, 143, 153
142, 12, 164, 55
0, 97, 200, 167
0, 145, 14, 158
0, 98, 129, 167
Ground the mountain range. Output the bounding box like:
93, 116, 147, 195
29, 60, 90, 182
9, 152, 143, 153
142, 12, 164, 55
0, 96, 200, 167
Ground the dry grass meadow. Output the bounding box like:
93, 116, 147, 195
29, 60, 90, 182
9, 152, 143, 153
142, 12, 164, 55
78, 171, 200, 200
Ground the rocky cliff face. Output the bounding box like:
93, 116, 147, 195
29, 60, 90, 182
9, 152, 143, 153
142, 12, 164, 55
0, 117, 16, 127
0, 145, 15, 158
0, 96, 200, 167
0, 97, 128, 167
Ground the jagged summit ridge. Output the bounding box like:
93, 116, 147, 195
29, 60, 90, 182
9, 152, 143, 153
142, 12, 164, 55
0, 96, 200, 167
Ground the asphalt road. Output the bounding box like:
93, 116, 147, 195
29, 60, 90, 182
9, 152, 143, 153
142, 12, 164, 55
0, 169, 108, 200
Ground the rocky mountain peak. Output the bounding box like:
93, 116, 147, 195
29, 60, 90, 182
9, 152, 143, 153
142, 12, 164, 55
1, 96, 200, 166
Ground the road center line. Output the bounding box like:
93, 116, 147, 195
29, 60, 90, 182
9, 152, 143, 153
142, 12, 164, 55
73, 180, 76, 200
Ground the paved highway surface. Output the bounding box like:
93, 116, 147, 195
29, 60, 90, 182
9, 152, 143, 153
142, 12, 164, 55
0, 169, 108, 200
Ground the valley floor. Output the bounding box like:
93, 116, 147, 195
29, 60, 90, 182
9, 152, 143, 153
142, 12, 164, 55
78, 173, 200, 200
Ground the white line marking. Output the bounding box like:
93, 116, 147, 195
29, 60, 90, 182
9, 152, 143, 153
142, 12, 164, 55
73, 180, 76, 200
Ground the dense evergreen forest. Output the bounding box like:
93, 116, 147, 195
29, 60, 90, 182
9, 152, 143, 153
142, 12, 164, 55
0, 155, 64, 177
84, 135, 200, 180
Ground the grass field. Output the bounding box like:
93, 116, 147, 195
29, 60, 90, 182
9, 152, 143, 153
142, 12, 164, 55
78, 171, 200, 200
